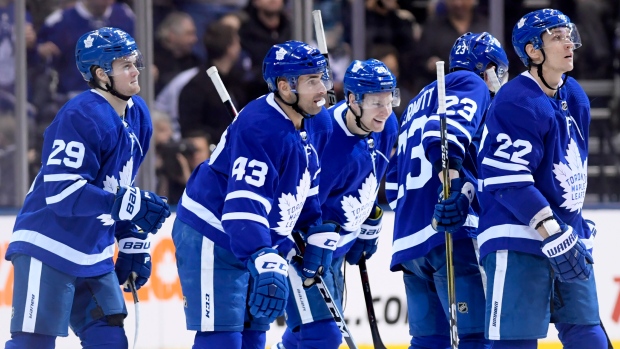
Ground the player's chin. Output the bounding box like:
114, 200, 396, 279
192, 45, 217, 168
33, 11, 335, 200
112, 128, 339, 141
370, 119, 386, 132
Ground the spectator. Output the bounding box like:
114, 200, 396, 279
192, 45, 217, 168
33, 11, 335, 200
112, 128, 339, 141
178, 21, 246, 146
412, 0, 488, 90
36, 0, 135, 100
154, 11, 200, 95
239, 0, 291, 100
176, 0, 249, 62
0, 114, 16, 207
0, 0, 36, 98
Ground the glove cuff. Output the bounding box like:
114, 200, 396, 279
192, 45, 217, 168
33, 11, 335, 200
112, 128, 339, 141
118, 236, 152, 254
542, 227, 576, 258
114, 186, 141, 221
307, 232, 339, 251
250, 248, 288, 276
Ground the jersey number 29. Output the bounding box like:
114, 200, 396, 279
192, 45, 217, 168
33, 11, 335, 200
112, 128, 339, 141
47, 139, 85, 169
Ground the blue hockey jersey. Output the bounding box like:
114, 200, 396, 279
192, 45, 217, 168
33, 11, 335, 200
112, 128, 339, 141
176, 93, 332, 262
38, 2, 135, 96
477, 72, 593, 260
320, 100, 398, 258
386, 70, 490, 271
6, 90, 152, 277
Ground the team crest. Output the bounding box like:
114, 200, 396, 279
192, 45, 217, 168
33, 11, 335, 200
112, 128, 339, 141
341, 173, 378, 232
98, 158, 135, 225
273, 170, 311, 236
517, 17, 526, 29
458, 302, 468, 313
552, 138, 587, 212
275, 47, 287, 61
84, 35, 94, 48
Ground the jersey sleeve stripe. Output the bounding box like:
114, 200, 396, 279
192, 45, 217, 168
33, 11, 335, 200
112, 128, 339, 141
385, 182, 398, 190
422, 131, 466, 153
45, 179, 87, 204
481, 158, 530, 172
181, 191, 225, 232
221, 212, 270, 228
483, 174, 534, 186
477, 224, 542, 248
308, 186, 319, 197
11, 229, 115, 265
225, 190, 272, 213
388, 184, 405, 210
428, 115, 472, 144
393, 214, 479, 253
43, 174, 84, 182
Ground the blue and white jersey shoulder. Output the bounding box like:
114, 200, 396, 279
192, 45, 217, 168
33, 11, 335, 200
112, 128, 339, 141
477, 72, 591, 259
386, 71, 490, 270
320, 100, 398, 258
177, 93, 330, 262
7, 90, 152, 277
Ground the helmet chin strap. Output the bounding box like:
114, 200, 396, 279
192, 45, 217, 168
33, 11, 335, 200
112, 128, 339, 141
348, 103, 372, 136
531, 49, 568, 92
275, 91, 316, 119
95, 76, 132, 101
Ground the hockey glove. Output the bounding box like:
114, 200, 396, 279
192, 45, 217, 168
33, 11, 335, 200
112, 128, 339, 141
302, 223, 340, 278
247, 248, 289, 321
346, 206, 383, 265
115, 235, 152, 291
111, 186, 171, 234
432, 178, 475, 233
540, 222, 593, 283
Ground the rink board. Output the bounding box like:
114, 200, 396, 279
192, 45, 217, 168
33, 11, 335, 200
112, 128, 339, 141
0, 210, 619, 348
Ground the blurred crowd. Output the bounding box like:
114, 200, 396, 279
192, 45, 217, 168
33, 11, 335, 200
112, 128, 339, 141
0, 0, 618, 207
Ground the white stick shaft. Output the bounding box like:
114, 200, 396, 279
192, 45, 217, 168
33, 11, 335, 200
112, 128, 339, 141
207, 66, 231, 104
436, 61, 446, 114
312, 10, 328, 54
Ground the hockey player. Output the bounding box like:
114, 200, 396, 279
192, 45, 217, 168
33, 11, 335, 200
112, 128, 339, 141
4, 27, 171, 349
274, 59, 400, 349
385, 32, 508, 349
171, 40, 338, 349
477, 9, 607, 349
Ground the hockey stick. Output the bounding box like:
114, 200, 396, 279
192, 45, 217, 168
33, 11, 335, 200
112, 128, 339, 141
127, 273, 140, 349
485, 67, 502, 94
358, 255, 387, 349
292, 232, 359, 349
436, 61, 459, 349
312, 10, 337, 107
207, 66, 238, 119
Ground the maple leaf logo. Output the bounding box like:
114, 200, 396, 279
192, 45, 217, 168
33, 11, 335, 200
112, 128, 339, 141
273, 170, 311, 236
275, 47, 287, 61
98, 158, 134, 225
552, 138, 587, 212
341, 173, 378, 232
84, 35, 94, 48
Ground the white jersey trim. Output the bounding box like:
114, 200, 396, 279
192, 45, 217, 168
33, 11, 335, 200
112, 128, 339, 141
21, 257, 42, 333
11, 230, 115, 265
421, 131, 466, 153
477, 224, 543, 249
43, 174, 84, 182
488, 250, 508, 340
428, 115, 472, 144
392, 215, 478, 254
221, 212, 269, 228
334, 102, 354, 137
45, 179, 87, 204
201, 236, 215, 332
482, 174, 534, 186
308, 186, 319, 197
225, 190, 272, 214
481, 158, 530, 173
181, 190, 225, 232
288, 264, 314, 324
